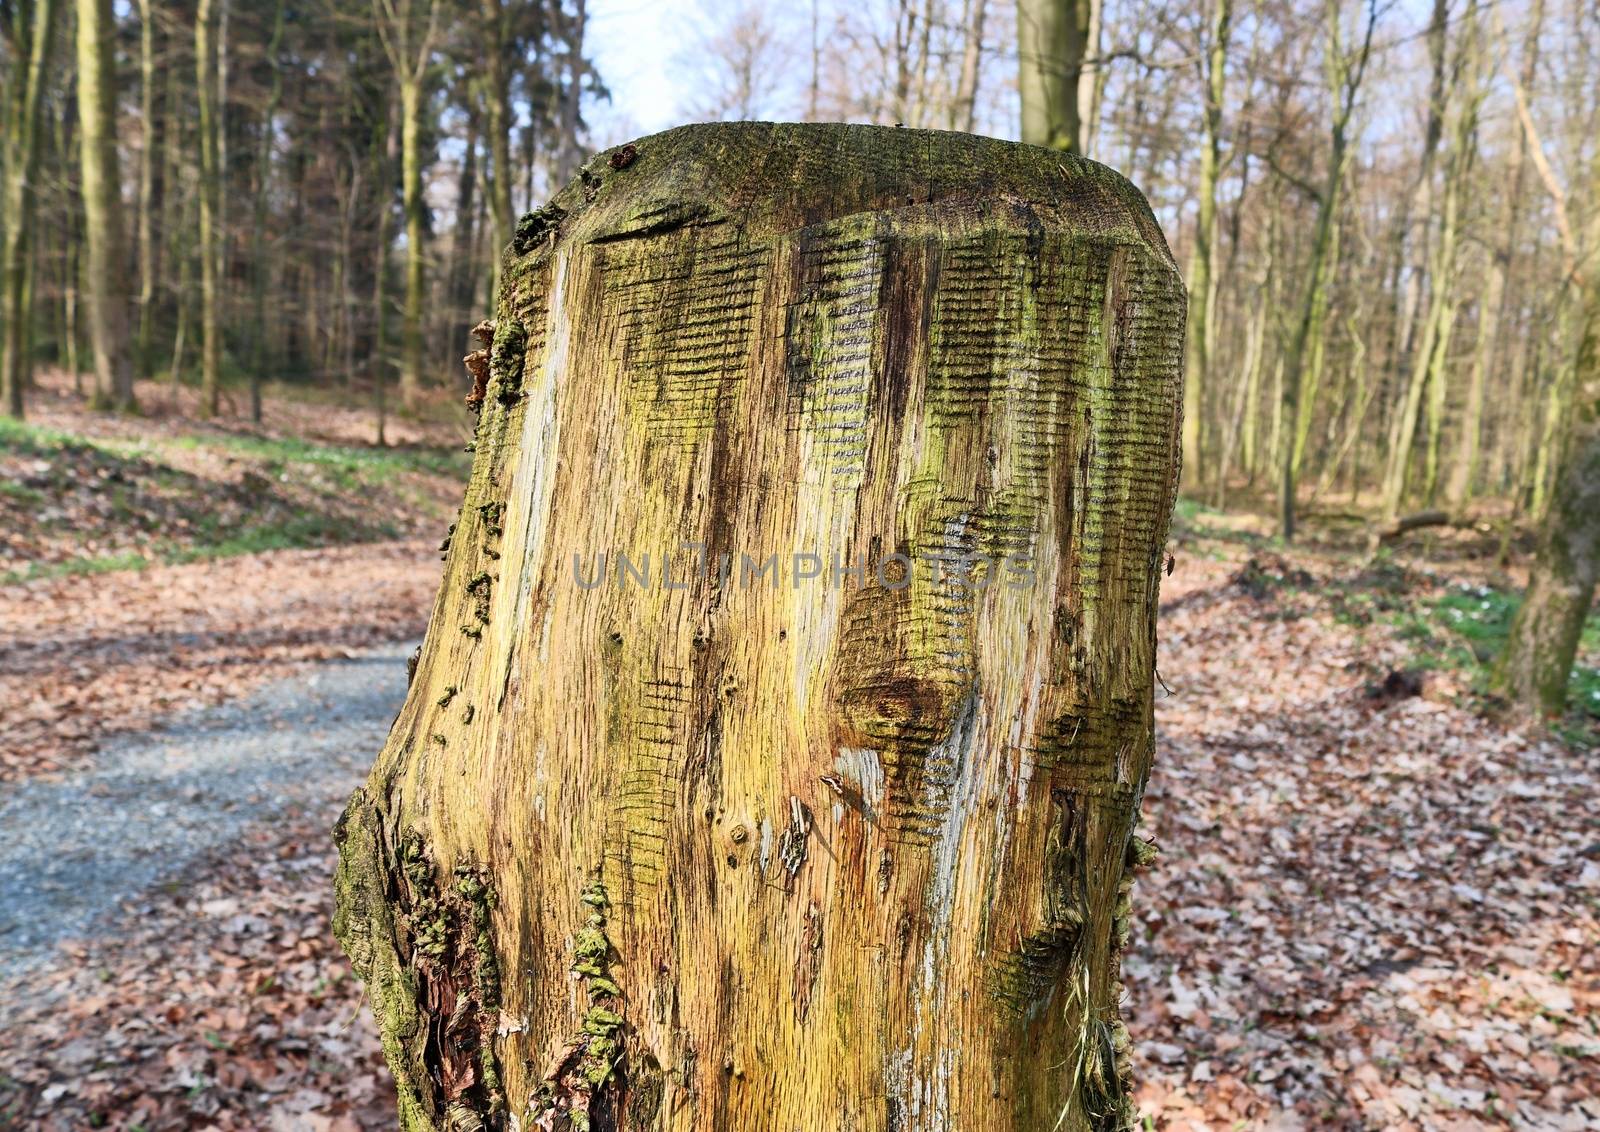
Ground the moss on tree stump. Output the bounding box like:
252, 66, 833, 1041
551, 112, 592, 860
335, 121, 1184, 1132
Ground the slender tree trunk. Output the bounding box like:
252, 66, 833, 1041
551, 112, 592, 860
399, 77, 426, 410
547, 0, 587, 186
1278, 0, 1376, 541
1450, 1, 1538, 511
1279, 163, 1343, 542
1493, 287, 1600, 715
1075, 0, 1104, 153
135, 0, 161, 376
1386, 27, 1484, 517
1182, 0, 1231, 487
246, 0, 286, 422
57, 80, 82, 392
480, 0, 515, 292
196, 0, 222, 416
952, 0, 988, 133
1, 0, 56, 419
335, 122, 1183, 1132
1291, 214, 1339, 480
1448, 247, 1496, 510
447, 103, 481, 358
370, 114, 396, 448
1016, 0, 1093, 152
76, 0, 138, 411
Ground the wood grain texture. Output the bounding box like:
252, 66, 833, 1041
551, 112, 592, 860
334, 122, 1184, 1132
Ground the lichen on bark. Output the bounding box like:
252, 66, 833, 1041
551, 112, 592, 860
336, 122, 1183, 1131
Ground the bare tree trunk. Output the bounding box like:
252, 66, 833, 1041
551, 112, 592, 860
246, 0, 286, 422
479, 0, 515, 295
135, 0, 162, 377
1, 0, 56, 418
952, 0, 988, 133
551, 0, 588, 185
1016, 0, 1094, 153
334, 122, 1183, 1132
196, 0, 223, 416
1277, 0, 1377, 542
1182, 0, 1231, 485
76, 0, 137, 411
398, 76, 426, 409
372, 0, 438, 411
1493, 289, 1600, 715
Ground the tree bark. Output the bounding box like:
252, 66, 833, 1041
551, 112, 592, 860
196, 0, 222, 416
1493, 138, 1600, 716
1181, 0, 1231, 483
1277, 0, 1376, 542
135, 0, 162, 377
1016, 0, 1094, 153
1, 0, 56, 418
479, 0, 515, 287
398, 76, 426, 409
1492, 311, 1599, 716
334, 123, 1183, 1132
75, 0, 137, 411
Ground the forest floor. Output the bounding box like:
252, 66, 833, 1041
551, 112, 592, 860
2, 379, 1598, 1131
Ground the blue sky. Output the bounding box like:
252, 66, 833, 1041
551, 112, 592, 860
586, 0, 699, 143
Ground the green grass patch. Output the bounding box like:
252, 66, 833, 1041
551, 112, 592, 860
0, 415, 90, 458
164, 511, 401, 563
2, 552, 151, 585
3, 413, 465, 585
168, 432, 468, 486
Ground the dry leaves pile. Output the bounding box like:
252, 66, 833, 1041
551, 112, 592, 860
0, 798, 396, 1131
1129, 550, 1600, 1130
0, 542, 439, 781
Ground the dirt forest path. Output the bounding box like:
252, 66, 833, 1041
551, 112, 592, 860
0, 640, 413, 982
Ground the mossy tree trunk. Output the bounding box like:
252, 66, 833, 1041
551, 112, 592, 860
195, 0, 223, 416
1493, 252, 1600, 717
75, 0, 136, 411
335, 123, 1183, 1132
1, 0, 56, 419
1016, 0, 1098, 154
1277, 0, 1376, 541
1182, 0, 1231, 484
371, 0, 439, 412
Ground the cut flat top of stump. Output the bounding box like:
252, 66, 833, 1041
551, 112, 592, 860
519, 121, 1177, 266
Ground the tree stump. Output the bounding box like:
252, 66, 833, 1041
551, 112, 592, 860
335, 122, 1184, 1132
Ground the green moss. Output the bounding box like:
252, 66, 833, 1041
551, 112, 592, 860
332, 792, 438, 1131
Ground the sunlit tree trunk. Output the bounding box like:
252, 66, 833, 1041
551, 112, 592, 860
1451, 0, 1539, 511
398, 78, 427, 409
1017, 0, 1095, 153
1, 0, 56, 419
135, 0, 161, 377
335, 122, 1183, 1132
1494, 280, 1600, 715
373, 0, 437, 411
196, 0, 223, 416
1182, 0, 1230, 484
76, 0, 137, 411
478, 0, 515, 295
246, 0, 286, 422
951, 0, 988, 133
1278, 0, 1376, 542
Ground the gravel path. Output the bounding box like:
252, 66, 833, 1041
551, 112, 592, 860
0, 641, 415, 982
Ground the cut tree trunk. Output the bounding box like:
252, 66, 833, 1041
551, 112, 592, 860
334, 122, 1184, 1132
